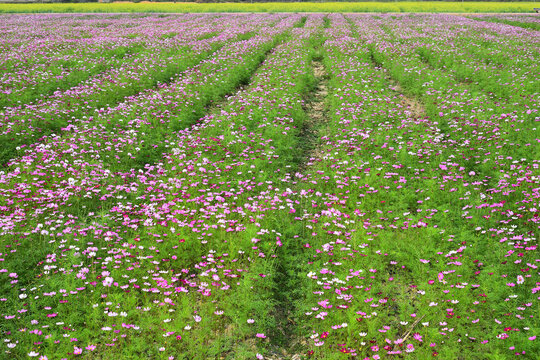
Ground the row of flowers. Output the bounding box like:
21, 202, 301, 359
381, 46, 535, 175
0, 14, 284, 166
287, 13, 538, 359
0, 14, 230, 108
0, 13, 318, 359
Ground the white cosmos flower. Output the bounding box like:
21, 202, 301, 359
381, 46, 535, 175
103, 277, 113, 287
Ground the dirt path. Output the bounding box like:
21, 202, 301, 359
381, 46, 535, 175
296, 58, 329, 173
390, 81, 426, 119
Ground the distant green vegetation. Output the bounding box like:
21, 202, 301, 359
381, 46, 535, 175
0, 2, 538, 13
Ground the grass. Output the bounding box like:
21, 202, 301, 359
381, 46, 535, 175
0, 2, 538, 14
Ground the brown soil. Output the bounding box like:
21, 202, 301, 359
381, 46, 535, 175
390, 81, 426, 119
299, 59, 329, 167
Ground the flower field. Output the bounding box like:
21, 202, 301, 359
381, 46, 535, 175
0, 13, 538, 360
0, 2, 539, 14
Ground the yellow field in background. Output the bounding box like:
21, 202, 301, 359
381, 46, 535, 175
0, 2, 538, 14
